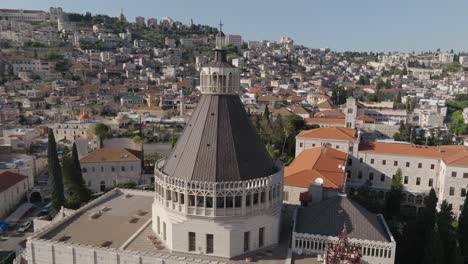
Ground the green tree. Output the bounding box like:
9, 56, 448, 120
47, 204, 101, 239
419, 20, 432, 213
169, 133, 178, 149
47, 50, 58, 60
458, 195, 468, 259
94, 124, 110, 148
62, 143, 89, 209
48, 130, 65, 214
265, 143, 280, 159
393, 91, 402, 104
263, 104, 270, 122
437, 201, 457, 264
423, 188, 438, 233
385, 168, 403, 219
421, 225, 445, 264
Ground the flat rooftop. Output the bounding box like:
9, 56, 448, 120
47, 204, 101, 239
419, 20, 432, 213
40, 189, 153, 249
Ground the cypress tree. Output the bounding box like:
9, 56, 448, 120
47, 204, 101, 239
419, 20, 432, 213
263, 104, 270, 122
423, 188, 438, 234
385, 168, 403, 219
48, 130, 65, 214
63, 143, 89, 208
71, 143, 89, 204
437, 201, 457, 264
451, 242, 464, 264
421, 225, 445, 264
458, 196, 468, 259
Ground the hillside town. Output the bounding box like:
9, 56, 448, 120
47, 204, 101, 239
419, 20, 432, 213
0, 6, 468, 264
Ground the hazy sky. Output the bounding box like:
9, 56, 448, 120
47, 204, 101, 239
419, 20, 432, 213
2, 0, 467, 52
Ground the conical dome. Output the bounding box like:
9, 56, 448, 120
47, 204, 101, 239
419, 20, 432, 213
162, 43, 275, 182
162, 94, 274, 182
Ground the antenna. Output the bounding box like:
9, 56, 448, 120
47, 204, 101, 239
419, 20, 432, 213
219, 20, 223, 32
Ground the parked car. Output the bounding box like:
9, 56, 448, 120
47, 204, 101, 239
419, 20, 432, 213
37, 203, 51, 217
17, 221, 32, 232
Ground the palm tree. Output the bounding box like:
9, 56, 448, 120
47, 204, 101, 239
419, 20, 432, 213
266, 144, 280, 159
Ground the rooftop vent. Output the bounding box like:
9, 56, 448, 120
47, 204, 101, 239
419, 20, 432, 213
128, 217, 140, 224
58, 235, 71, 242
136, 209, 147, 216
89, 212, 101, 219
101, 241, 113, 247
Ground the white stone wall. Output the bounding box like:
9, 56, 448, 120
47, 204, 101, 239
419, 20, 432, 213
53, 123, 97, 141
27, 239, 201, 264
152, 160, 283, 258
283, 185, 306, 205
439, 163, 468, 215
153, 202, 280, 258
349, 152, 440, 194
0, 178, 29, 218
81, 161, 142, 193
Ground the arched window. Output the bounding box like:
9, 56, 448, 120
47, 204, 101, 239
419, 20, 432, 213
212, 73, 218, 92
100, 181, 106, 192
227, 72, 233, 92
200, 71, 206, 87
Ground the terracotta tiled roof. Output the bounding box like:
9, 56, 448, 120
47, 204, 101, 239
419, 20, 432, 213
257, 95, 282, 102
316, 99, 336, 109
0, 171, 28, 193
356, 115, 375, 122
359, 142, 468, 166
285, 147, 347, 189
272, 107, 294, 117
287, 105, 310, 115
309, 94, 330, 99
80, 148, 141, 163
305, 118, 346, 125
298, 127, 357, 141
314, 110, 345, 119
286, 95, 304, 102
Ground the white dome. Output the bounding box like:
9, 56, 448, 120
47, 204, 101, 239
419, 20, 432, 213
314, 178, 324, 186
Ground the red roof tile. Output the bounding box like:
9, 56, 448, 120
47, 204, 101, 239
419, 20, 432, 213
0, 171, 28, 193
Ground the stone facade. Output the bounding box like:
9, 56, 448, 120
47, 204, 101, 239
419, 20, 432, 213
81, 160, 142, 193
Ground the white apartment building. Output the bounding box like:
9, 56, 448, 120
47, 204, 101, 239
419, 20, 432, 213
225, 34, 242, 48
52, 115, 101, 142
2, 128, 40, 151
135, 16, 145, 26
80, 148, 142, 193
0, 9, 47, 22
439, 52, 455, 63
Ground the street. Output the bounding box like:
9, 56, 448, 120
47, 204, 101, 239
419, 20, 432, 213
0, 201, 46, 253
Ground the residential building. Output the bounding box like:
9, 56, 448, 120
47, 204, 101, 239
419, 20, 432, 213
2, 128, 40, 151
135, 16, 145, 26
52, 114, 101, 142
439, 52, 454, 63
80, 148, 142, 193
0, 9, 47, 22
120, 95, 145, 108
225, 34, 242, 49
